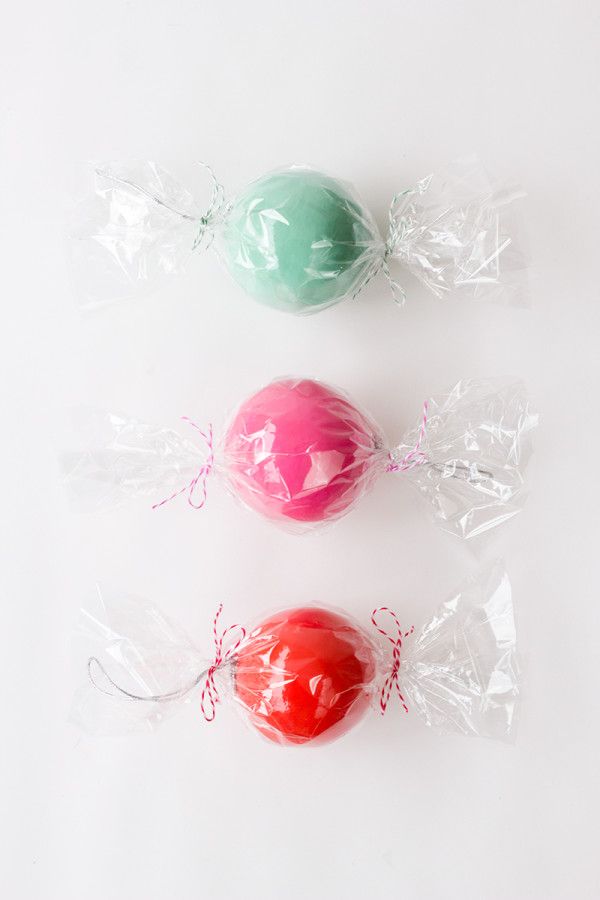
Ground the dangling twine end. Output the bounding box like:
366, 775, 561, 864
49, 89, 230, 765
152, 419, 214, 511
88, 656, 121, 698
382, 255, 407, 307
371, 608, 414, 715
87, 655, 204, 703
93, 167, 198, 223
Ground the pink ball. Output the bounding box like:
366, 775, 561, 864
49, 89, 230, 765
222, 378, 383, 527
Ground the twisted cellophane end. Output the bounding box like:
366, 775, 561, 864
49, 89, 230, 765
71, 586, 207, 735
389, 378, 538, 540
386, 155, 529, 305
400, 562, 519, 741
62, 409, 212, 512
68, 161, 228, 308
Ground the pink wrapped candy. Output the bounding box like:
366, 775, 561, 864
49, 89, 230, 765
223, 378, 382, 525
66, 376, 537, 539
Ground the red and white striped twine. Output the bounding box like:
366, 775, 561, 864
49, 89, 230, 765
371, 607, 414, 715
200, 604, 247, 722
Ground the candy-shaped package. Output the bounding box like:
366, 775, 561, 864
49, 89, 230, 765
73, 564, 519, 746
69, 158, 528, 313
65, 377, 537, 540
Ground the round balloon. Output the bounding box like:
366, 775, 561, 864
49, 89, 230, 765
220, 168, 381, 314
222, 378, 384, 528
234, 606, 377, 746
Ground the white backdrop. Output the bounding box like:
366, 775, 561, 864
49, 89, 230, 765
2, 2, 599, 898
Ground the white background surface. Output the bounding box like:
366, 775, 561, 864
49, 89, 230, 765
2, 2, 600, 898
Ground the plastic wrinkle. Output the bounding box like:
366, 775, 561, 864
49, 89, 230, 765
400, 562, 519, 741
392, 378, 538, 539
386, 158, 528, 305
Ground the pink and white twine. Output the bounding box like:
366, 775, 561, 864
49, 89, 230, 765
152, 417, 215, 511
386, 400, 430, 473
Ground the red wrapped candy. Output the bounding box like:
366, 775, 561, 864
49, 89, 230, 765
75, 564, 519, 747
234, 606, 377, 745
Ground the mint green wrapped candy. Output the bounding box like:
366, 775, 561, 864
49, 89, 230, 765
218, 168, 383, 315
73, 159, 528, 312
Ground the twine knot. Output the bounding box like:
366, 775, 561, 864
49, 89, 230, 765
192, 162, 228, 251
200, 604, 246, 722
386, 400, 429, 473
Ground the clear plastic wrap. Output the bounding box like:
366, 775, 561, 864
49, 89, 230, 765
69, 157, 527, 314
72, 585, 203, 735
63, 409, 203, 512
400, 562, 518, 739
73, 563, 519, 746
64, 377, 537, 539
391, 378, 537, 539
386, 156, 528, 305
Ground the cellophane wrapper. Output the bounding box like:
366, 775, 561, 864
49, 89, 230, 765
69, 157, 527, 312
68, 163, 210, 308
387, 155, 528, 304
391, 378, 538, 539
72, 565, 519, 745
400, 562, 519, 740
62, 409, 204, 512
71, 586, 205, 735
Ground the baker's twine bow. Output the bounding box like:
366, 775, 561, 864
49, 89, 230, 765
371, 607, 414, 715
200, 604, 246, 722
386, 401, 429, 473
356, 179, 435, 306
152, 418, 214, 511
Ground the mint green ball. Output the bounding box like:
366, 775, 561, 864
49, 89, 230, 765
220, 169, 380, 315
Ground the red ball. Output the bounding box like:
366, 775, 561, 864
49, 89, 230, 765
222, 378, 383, 527
233, 606, 376, 746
